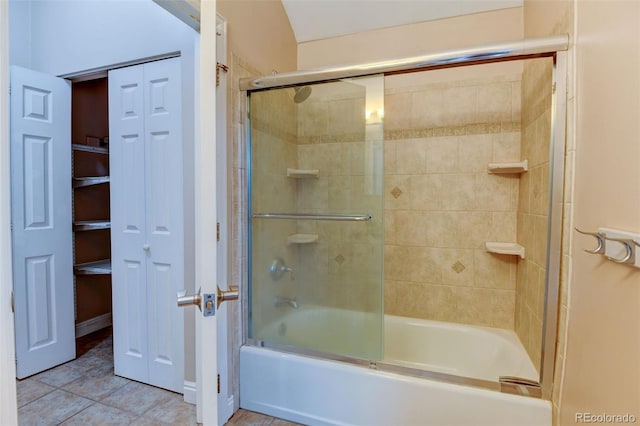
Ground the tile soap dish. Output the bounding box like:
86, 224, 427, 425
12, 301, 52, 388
487, 160, 528, 174
287, 168, 319, 178
485, 242, 525, 259
287, 234, 319, 244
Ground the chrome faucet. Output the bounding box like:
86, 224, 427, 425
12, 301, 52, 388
270, 257, 295, 280
275, 296, 298, 309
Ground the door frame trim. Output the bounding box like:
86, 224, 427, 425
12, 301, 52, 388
59, 52, 180, 80
0, 1, 18, 424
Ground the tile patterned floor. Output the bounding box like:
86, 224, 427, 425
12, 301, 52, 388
16, 328, 299, 426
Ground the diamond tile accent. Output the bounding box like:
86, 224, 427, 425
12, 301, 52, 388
451, 261, 466, 274
334, 254, 345, 265
390, 186, 403, 199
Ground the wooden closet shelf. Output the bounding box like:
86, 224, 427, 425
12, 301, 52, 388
73, 176, 110, 188
73, 220, 111, 231
72, 144, 109, 154
74, 260, 112, 275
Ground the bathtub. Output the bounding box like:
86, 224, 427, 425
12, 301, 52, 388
241, 306, 550, 426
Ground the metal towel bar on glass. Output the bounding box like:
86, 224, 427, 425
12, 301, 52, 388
252, 213, 372, 222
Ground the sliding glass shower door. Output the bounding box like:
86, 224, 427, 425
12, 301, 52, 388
248, 76, 384, 360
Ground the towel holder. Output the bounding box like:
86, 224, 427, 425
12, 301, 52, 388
574, 228, 605, 254
604, 237, 635, 264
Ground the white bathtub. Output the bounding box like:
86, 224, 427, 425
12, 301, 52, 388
384, 315, 539, 382
242, 307, 550, 426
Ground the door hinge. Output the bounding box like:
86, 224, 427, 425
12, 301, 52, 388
216, 222, 220, 241
216, 62, 229, 87
11, 291, 14, 313
217, 374, 221, 394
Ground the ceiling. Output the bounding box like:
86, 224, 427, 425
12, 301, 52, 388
281, 0, 522, 43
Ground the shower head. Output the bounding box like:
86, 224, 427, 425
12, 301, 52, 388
293, 86, 312, 103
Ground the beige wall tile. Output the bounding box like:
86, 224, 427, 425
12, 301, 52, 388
518, 167, 531, 213
392, 210, 428, 247
385, 92, 412, 131
349, 142, 366, 176
533, 214, 548, 267
383, 140, 397, 174
474, 250, 515, 290
297, 177, 329, 210
426, 137, 458, 172
441, 173, 476, 211
439, 248, 475, 286
328, 176, 352, 211
411, 89, 444, 129
477, 83, 512, 123
511, 81, 522, 123
396, 138, 427, 174
442, 86, 477, 126
490, 211, 517, 242
458, 134, 493, 172
475, 173, 518, 212
328, 98, 366, 136
385, 174, 411, 210
492, 132, 521, 163
409, 174, 442, 211
298, 101, 328, 137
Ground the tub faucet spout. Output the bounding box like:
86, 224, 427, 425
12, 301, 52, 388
275, 296, 298, 309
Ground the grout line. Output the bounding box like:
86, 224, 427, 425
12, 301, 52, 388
54, 401, 97, 426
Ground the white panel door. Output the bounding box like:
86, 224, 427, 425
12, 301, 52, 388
143, 57, 184, 392
109, 58, 184, 393
109, 65, 148, 383
10, 66, 74, 378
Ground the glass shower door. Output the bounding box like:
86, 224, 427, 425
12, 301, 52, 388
248, 75, 384, 361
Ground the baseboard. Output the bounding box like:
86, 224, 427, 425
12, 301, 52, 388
182, 383, 234, 414
183, 381, 196, 405
75, 313, 112, 338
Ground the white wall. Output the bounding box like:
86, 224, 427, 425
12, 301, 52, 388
9, 0, 199, 384
561, 1, 640, 422
8, 0, 30, 68
15, 0, 194, 76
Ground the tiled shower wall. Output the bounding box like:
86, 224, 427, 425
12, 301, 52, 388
294, 83, 384, 313
243, 66, 554, 362
383, 73, 523, 329
248, 87, 299, 331
515, 57, 554, 370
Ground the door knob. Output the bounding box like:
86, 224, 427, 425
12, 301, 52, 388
217, 285, 239, 308
143, 244, 151, 251
177, 288, 202, 311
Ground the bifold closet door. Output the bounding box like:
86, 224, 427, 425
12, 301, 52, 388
109, 57, 184, 393
10, 66, 75, 378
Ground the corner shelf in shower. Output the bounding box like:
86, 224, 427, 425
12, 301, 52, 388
485, 242, 525, 259
287, 234, 319, 244
487, 160, 528, 174
287, 168, 319, 179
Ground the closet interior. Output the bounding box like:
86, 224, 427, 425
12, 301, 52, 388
71, 75, 112, 337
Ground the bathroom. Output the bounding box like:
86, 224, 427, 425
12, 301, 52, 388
241, 34, 559, 425
222, 1, 639, 424
1, 1, 639, 425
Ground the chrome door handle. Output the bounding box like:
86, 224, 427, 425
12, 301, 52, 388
177, 288, 202, 311
217, 285, 239, 308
